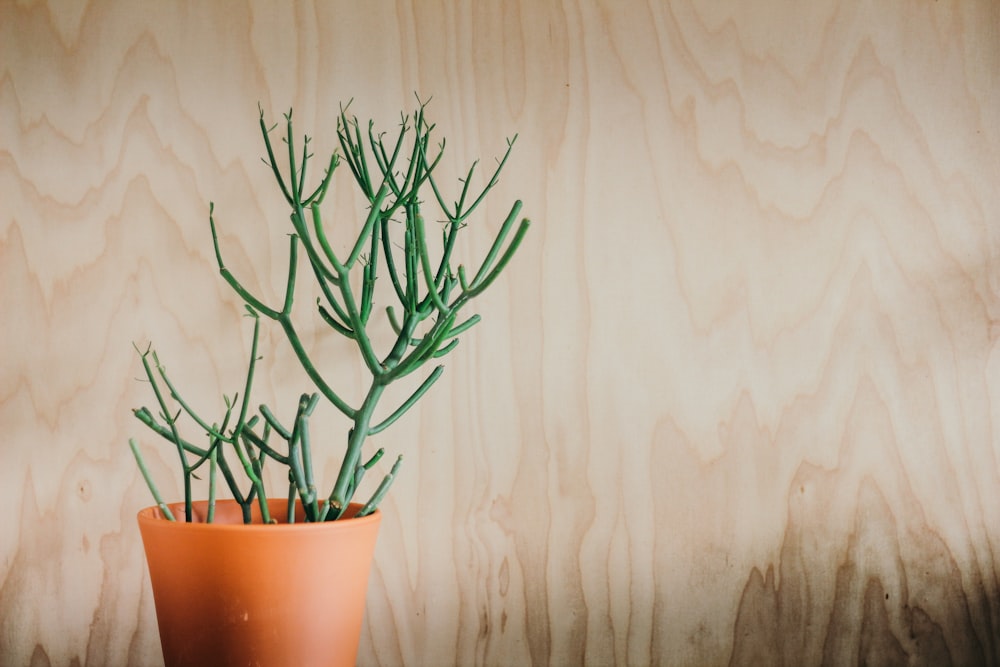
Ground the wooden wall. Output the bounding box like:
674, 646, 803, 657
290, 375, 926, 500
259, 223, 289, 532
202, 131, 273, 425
2, 1, 999, 665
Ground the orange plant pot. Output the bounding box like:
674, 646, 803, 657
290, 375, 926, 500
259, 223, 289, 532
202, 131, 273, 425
137, 499, 381, 667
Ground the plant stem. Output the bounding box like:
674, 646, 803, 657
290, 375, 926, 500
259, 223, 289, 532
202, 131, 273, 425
129, 438, 175, 521
325, 381, 385, 518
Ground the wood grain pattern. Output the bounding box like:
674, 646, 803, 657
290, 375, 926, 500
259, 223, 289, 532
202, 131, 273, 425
2, 1, 999, 665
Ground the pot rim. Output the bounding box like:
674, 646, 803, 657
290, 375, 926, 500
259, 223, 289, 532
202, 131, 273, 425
136, 498, 381, 532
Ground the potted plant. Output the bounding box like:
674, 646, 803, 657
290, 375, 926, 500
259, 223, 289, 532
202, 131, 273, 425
129, 98, 530, 667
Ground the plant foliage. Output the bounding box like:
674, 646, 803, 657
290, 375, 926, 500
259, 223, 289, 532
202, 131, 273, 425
129, 99, 530, 523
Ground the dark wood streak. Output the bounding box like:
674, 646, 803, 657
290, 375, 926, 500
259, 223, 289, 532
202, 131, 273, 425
730, 475, 996, 666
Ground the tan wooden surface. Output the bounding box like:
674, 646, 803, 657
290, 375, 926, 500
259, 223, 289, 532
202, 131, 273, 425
2, 1, 999, 665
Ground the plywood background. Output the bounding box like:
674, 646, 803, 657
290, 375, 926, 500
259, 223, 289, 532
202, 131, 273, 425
2, 1, 999, 665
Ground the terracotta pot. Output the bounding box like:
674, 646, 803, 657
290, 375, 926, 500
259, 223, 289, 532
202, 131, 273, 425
137, 498, 381, 667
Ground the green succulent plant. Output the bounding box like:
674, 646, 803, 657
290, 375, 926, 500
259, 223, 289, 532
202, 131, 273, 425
129, 98, 530, 524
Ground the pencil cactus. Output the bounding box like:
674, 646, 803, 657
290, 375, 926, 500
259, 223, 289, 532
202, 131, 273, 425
130, 99, 530, 523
